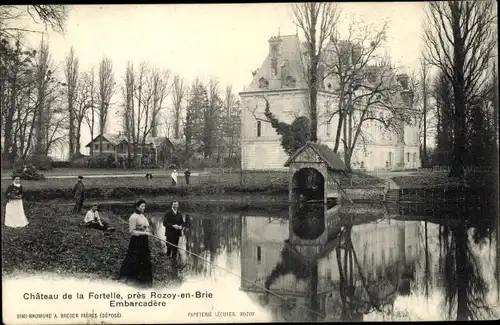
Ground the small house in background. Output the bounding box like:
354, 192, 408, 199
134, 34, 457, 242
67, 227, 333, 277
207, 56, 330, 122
85, 133, 174, 166
85, 133, 129, 158
142, 136, 174, 166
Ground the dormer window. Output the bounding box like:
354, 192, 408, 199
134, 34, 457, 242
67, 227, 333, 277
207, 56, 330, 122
259, 77, 269, 88
285, 76, 296, 87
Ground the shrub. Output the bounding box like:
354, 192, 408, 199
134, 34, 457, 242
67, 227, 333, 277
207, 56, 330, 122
70, 152, 84, 161
28, 154, 52, 170
52, 161, 72, 168
11, 165, 45, 181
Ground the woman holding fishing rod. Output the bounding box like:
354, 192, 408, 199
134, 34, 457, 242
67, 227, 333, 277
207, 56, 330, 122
117, 199, 153, 288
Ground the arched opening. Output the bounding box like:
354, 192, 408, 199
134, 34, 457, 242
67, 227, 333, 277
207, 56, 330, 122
291, 167, 325, 203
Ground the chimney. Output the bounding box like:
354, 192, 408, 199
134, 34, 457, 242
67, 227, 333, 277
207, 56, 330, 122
268, 35, 282, 56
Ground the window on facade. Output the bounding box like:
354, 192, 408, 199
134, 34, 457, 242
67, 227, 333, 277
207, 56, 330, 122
256, 121, 262, 137
256, 246, 262, 263
381, 251, 386, 268
326, 120, 331, 136
106, 144, 111, 151
406, 152, 410, 162
388, 152, 393, 166
94, 144, 98, 150
413, 152, 416, 163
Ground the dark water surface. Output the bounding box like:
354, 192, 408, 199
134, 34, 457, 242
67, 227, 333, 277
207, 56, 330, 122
110, 202, 499, 322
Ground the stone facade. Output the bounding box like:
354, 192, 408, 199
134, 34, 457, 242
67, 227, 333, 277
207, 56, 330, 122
239, 34, 421, 171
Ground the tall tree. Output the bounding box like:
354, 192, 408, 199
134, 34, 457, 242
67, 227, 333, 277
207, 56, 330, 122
83, 67, 97, 156
432, 71, 454, 166
420, 59, 430, 166
33, 38, 50, 154
204, 79, 222, 159
423, 0, 497, 177
146, 67, 170, 139
63, 46, 78, 157
97, 57, 115, 155
323, 20, 389, 154
121, 61, 135, 164
171, 74, 185, 139
292, 2, 340, 142
73, 71, 91, 155
221, 85, 241, 161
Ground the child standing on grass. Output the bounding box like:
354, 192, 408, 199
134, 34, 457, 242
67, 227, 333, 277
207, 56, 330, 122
4, 175, 29, 228
72, 175, 85, 214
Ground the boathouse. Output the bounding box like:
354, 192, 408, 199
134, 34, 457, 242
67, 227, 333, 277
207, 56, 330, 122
284, 141, 347, 205
284, 142, 348, 246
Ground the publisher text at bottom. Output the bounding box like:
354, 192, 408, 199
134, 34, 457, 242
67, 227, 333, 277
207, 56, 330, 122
188, 312, 256, 317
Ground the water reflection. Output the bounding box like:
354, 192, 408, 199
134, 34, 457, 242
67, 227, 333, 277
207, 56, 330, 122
132, 201, 498, 321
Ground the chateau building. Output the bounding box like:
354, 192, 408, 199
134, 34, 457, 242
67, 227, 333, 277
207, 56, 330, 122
239, 34, 420, 171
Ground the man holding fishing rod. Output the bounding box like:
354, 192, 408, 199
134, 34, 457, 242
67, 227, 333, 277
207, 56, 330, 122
163, 201, 184, 263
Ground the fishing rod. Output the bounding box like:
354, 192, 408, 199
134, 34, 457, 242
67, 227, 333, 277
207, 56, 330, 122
114, 216, 326, 319
150, 233, 327, 319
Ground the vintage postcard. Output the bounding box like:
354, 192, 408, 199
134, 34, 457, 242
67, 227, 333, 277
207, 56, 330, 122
1, 2, 499, 324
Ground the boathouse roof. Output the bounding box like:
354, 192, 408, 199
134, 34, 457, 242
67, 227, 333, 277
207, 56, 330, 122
283, 142, 347, 172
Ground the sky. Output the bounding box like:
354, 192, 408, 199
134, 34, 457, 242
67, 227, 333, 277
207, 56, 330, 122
17, 2, 428, 158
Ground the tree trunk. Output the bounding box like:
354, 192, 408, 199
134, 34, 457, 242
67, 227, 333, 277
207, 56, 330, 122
75, 123, 81, 154
333, 89, 346, 152
449, 3, 466, 178
309, 54, 319, 142
3, 67, 17, 163
422, 63, 428, 167
68, 105, 75, 158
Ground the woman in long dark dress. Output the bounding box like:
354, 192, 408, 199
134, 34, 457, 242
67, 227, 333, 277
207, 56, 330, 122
117, 199, 153, 288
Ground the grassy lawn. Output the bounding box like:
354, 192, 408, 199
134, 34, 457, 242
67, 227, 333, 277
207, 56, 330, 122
0, 169, 386, 203
0, 172, 289, 193
391, 171, 498, 189
0, 167, 189, 177
1, 204, 180, 286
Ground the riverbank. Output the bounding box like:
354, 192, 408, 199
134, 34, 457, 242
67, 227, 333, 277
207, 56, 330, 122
1, 204, 180, 286
0, 170, 387, 203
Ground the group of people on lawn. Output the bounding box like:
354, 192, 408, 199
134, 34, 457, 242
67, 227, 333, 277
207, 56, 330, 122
4, 173, 190, 288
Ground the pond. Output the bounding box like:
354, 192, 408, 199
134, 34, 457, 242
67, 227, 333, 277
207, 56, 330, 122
108, 202, 500, 322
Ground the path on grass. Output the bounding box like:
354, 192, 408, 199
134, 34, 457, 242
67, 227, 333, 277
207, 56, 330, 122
0, 171, 205, 180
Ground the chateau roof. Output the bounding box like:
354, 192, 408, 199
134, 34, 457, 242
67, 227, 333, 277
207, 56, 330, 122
245, 34, 307, 92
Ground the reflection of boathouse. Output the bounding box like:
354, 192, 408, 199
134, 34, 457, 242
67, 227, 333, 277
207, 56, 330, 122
240, 213, 421, 321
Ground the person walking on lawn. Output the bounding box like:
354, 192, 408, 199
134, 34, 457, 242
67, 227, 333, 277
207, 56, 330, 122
184, 168, 191, 185
72, 175, 85, 214
171, 169, 178, 186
